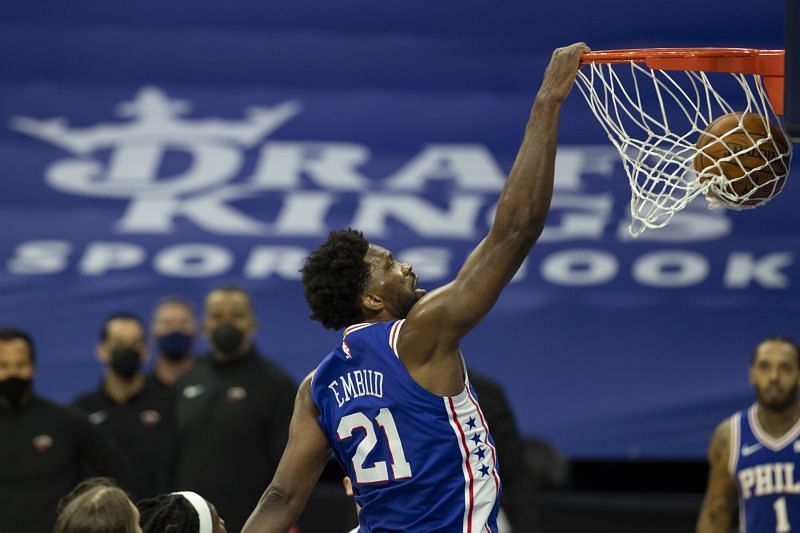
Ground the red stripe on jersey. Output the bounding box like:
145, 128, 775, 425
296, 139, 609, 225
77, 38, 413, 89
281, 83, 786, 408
343, 322, 372, 337
449, 396, 474, 533
389, 320, 403, 356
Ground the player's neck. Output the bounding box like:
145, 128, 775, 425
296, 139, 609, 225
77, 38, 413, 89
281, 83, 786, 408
360, 309, 400, 325
757, 401, 800, 437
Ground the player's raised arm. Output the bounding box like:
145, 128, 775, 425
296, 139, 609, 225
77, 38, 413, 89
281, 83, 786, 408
404, 43, 588, 348
242, 374, 330, 533
697, 418, 737, 533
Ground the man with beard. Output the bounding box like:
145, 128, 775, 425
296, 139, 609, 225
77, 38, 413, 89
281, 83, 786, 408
242, 43, 589, 533
73, 313, 175, 500
0, 327, 122, 532
149, 297, 199, 389
174, 285, 297, 533
697, 337, 800, 533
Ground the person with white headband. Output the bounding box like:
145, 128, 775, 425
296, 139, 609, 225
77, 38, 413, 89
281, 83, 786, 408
139, 491, 226, 533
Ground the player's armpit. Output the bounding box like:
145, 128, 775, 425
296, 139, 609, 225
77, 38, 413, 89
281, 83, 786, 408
696, 418, 737, 533
242, 373, 331, 533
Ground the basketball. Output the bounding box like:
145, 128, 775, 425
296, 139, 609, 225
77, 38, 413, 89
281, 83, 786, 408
694, 112, 791, 207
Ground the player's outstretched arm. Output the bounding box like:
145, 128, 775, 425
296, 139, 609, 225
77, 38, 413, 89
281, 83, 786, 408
696, 418, 737, 533
242, 374, 331, 533
403, 43, 589, 351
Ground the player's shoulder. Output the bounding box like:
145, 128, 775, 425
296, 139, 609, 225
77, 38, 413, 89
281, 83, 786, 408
301, 370, 316, 394
707, 414, 738, 465
713, 416, 733, 442
713, 411, 745, 442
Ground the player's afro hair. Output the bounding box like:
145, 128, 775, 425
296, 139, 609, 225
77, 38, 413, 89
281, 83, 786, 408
300, 229, 371, 330
138, 494, 200, 533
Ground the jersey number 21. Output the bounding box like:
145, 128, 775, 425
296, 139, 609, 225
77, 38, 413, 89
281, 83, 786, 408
337, 408, 413, 483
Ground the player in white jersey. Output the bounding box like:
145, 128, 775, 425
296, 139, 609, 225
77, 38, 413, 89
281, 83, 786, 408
697, 337, 800, 533
242, 42, 589, 533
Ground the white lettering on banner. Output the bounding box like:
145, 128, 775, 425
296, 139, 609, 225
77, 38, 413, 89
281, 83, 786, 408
270, 192, 337, 235
153, 244, 233, 278
3, 240, 796, 287
541, 250, 618, 286
10, 87, 740, 245
247, 142, 371, 190
12, 88, 301, 198
118, 187, 270, 235
79, 242, 146, 276
351, 194, 482, 238
724, 252, 794, 289
384, 145, 506, 191
8, 241, 72, 274
552, 146, 619, 192
11, 86, 796, 292
539, 194, 614, 242
632, 251, 709, 288
244, 247, 306, 280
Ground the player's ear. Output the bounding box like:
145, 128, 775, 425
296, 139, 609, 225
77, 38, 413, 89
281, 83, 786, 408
748, 366, 756, 386
362, 292, 383, 311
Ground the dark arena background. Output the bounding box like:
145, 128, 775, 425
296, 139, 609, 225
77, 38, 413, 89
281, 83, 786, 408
1, 1, 797, 532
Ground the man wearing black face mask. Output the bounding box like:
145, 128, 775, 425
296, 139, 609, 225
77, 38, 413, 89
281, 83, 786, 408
72, 313, 176, 500
0, 327, 123, 533
149, 297, 198, 389
174, 285, 297, 533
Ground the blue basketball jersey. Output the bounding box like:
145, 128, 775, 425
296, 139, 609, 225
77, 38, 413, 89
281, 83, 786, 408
731, 404, 800, 533
310, 320, 501, 532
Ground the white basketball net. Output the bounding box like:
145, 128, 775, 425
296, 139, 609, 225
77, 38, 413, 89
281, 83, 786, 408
576, 61, 793, 236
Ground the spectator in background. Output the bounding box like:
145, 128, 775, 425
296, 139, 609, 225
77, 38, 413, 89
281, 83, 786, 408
174, 285, 297, 532
0, 327, 123, 533
54, 478, 141, 533
139, 491, 227, 533
149, 297, 198, 390
469, 368, 540, 531
73, 313, 175, 500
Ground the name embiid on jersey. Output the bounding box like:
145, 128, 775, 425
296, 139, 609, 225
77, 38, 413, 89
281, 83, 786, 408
311, 320, 501, 532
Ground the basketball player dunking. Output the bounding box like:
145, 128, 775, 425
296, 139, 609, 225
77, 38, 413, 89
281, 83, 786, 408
241, 42, 590, 533
698, 337, 800, 533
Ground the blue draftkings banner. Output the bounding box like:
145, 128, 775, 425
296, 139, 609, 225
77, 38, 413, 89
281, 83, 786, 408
0, 1, 794, 458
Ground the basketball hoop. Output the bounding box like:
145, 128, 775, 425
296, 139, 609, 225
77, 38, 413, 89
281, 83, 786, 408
577, 48, 792, 236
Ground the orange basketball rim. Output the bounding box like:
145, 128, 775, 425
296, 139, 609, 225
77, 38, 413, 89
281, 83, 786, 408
575, 47, 792, 236
580, 48, 785, 115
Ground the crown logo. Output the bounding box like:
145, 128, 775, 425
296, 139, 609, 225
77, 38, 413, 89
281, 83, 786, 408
11, 86, 301, 154
8, 86, 302, 199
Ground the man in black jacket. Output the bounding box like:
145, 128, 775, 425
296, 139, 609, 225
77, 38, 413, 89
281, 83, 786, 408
0, 327, 123, 533
174, 285, 297, 533
73, 313, 176, 500
469, 369, 540, 531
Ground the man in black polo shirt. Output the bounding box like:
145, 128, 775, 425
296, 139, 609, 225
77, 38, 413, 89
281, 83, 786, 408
0, 327, 123, 533
174, 285, 297, 533
73, 312, 175, 500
